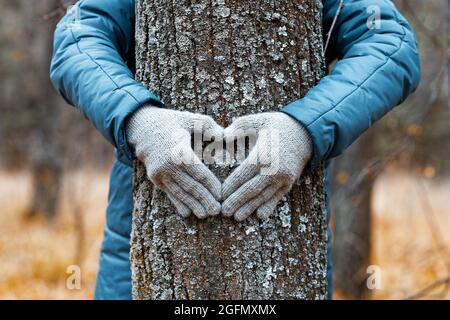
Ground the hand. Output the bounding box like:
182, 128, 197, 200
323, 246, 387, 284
222, 112, 312, 221
127, 106, 223, 219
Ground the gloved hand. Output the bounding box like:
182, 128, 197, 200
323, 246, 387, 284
222, 112, 312, 221
127, 106, 223, 219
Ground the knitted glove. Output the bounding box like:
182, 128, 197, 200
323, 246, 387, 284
127, 106, 223, 219
222, 112, 312, 221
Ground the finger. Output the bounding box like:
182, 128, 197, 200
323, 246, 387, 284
226, 114, 263, 133
162, 177, 208, 219
189, 113, 224, 139
234, 184, 280, 222
176, 171, 221, 216
224, 116, 258, 158
222, 174, 273, 217
198, 114, 224, 138
187, 114, 223, 168
256, 186, 291, 220
181, 154, 222, 201
222, 150, 259, 199
160, 185, 192, 218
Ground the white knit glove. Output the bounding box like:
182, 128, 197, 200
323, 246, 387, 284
222, 112, 312, 221
126, 106, 223, 219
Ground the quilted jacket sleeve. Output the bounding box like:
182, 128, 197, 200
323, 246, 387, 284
281, 0, 421, 170
50, 0, 163, 164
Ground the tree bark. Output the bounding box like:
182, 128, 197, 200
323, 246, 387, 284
131, 0, 328, 300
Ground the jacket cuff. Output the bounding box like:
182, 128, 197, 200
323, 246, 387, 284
115, 85, 164, 166
281, 100, 324, 172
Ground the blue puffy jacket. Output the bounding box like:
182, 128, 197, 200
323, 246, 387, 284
50, 0, 420, 300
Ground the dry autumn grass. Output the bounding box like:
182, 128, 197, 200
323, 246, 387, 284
371, 168, 450, 299
0, 170, 107, 299
0, 168, 448, 300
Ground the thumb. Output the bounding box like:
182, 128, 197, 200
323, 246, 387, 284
187, 113, 224, 140
223, 114, 262, 147
223, 115, 262, 167
224, 113, 265, 139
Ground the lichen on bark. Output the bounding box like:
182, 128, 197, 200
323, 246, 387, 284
131, 0, 328, 300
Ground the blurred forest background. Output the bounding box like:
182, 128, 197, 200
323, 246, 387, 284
0, 0, 448, 299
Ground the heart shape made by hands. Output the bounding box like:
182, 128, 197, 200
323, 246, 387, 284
128, 107, 312, 222
186, 112, 312, 222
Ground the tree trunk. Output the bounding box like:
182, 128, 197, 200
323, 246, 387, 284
131, 0, 328, 300
332, 131, 375, 299
28, 0, 64, 220
28, 162, 63, 219
0, 0, 64, 219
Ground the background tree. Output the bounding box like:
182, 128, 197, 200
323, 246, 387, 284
332, 0, 449, 299
0, 0, 64, 219
0, 0, 111, 220
332, 131, 375, 299
130, 0, 328, 300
